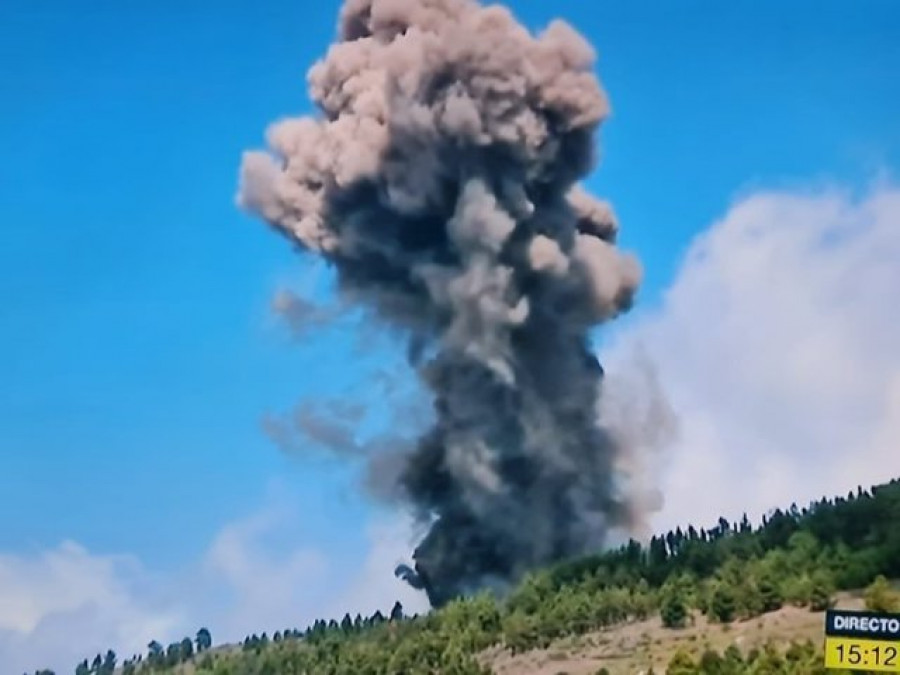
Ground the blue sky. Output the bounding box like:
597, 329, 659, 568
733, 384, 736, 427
2, 0, 900, 670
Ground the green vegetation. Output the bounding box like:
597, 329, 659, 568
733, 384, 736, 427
61, 629, 214, 675
663, 640, 837, 674
37, 477, 899, 674
863, 574, 900, 612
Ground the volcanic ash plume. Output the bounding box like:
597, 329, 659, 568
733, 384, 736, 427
238, 0, 648, 607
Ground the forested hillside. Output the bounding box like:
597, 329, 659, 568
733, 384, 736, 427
40, 477, 900, 675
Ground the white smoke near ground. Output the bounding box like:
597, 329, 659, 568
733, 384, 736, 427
601, 180, 900, 533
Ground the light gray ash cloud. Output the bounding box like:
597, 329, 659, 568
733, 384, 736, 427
238, 0, 657, 608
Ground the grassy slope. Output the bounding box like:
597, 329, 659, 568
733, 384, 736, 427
481, 590, 868, 675
128, 582, 900, 674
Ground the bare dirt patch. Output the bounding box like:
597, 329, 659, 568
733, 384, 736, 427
483, 591, 865, 675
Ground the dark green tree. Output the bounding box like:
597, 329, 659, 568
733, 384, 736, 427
660, 587, 688, 629
165, 642, 181, 667
756, 570, 783, 612
100, 650, 116, 675
809, 570, 835, 611
196, 627, 213, 652
709, 582, 737, 623
147, 640, 163, 663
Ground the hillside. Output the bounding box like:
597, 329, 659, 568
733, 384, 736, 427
57, 477, 900, 675
484, 589, 868, 674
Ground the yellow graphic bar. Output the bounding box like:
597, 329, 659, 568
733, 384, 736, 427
824, 636, 900, 671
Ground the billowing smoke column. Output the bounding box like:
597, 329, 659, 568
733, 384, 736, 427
238, 0, 645, 608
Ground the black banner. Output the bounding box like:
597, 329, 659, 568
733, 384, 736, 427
826, 609, 900, 640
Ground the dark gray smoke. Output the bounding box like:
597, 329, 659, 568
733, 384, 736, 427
237, 0, 648, 608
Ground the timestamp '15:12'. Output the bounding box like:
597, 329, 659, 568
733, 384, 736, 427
825, 637, 900, 672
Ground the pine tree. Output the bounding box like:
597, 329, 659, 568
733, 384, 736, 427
757, 569, 783, 612
660, 587, 688, 629
709, 582, 737, 623
809, 570, 834, 611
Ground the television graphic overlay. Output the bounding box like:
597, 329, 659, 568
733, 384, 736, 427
824, 609, 900, 672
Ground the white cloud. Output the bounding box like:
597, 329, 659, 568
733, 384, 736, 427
603, 180, 900, 534
196, 497, 428, 641
0, 543, 185, 674
199, 499, 329, 636
0, 491, 430, 674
